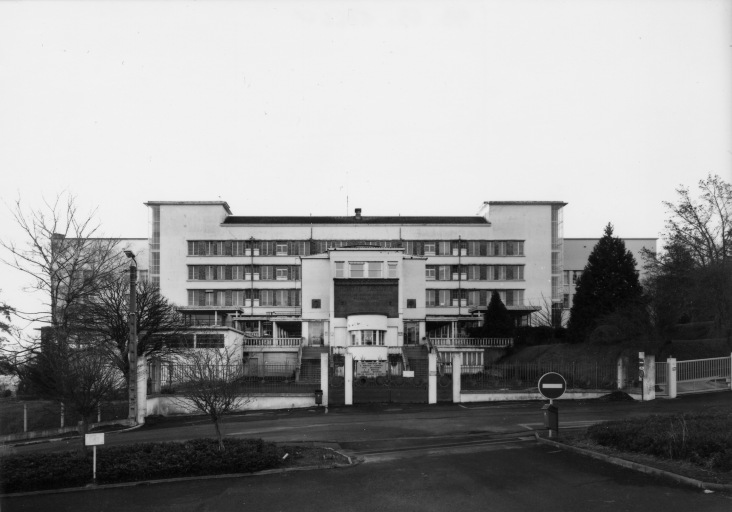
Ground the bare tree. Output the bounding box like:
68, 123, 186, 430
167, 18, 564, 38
83, 276, 188, 380
648, 174, 732, 341
17, 336, 123, 453
0, 194, 126, 348
174, 347, 249, 451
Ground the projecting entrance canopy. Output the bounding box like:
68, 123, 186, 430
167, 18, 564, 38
346, 314, 387, 331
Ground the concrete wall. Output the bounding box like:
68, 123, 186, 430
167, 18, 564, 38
147, 394, 317, 416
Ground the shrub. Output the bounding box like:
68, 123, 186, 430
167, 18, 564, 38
587, 413, 732, 472
0, 438, 283, 494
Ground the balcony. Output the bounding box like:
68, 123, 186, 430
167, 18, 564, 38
242, 337, 302, 347
430, 337, 513, 348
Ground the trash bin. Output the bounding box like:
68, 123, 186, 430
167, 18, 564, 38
314, 389, 323, 406
542, 403, 558, 435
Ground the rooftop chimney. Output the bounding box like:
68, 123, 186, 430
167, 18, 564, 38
355, 208, 362, 220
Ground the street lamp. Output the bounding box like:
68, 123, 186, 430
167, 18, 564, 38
125, 250, 138, 423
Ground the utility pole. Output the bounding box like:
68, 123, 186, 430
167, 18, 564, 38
125, 250, 138, 423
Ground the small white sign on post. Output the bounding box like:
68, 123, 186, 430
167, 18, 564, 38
85, 433, 105, 483
85, 433, 105, 446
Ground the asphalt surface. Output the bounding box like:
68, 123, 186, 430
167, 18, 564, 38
3, 392, 732, 511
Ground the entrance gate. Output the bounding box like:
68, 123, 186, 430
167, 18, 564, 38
352, 359, 429, 404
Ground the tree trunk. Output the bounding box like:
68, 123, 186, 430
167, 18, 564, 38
78, 417, 89, 454
213, 417, 225, 451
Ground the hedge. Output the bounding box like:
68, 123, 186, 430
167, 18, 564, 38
1, 438, 282, 494
587, 413, 732, 472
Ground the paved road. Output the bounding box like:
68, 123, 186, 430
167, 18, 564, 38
3, 392, 732, 511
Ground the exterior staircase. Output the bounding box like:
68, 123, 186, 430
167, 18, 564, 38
401, 345, 430, 379
300, 346, 328, 383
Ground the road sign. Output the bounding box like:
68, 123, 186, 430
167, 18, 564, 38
538, 372, 566, 400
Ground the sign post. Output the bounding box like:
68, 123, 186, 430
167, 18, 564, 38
538, 372, 566, 438
85, 433, 105, 484
638, 352, 645, 401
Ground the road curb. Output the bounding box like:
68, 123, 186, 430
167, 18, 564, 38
0, 448, 355, 498
535, 434, 732, 493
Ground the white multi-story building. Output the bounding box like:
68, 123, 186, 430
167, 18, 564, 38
143, 200, 567, 369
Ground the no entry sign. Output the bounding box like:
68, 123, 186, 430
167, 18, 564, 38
538, 372, 567, 400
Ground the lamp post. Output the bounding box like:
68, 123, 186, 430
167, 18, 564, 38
124, 250, 138, 423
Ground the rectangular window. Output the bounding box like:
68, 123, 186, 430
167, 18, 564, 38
312, 299, 321, 309
335, 262, 345, 278
438, 241, 450, 255
467, 290, 480, 306
260, 266, 274, 280
276, 267, 289, 280
275, 290, 289, 306
467, 241, 480, 256
426, 290, 436, 307
195, 334, 225, 349
406, 299, 416, 308
276, 242, 288, 256
468, 266, 481, 280
438, 290, 450, 306
438, 265, 450, 281
425, 267, 436, 280
424, 242, 436, 256
387, 262, 398, 278
350, 262, 365, 278
260, 241, 274, 256
404, 241, 414, 255
233, 290, 245, 306
260, 290, 274, 306
233, 266, 244, 280
366, 262, 382, 278
205, 291, 215, 306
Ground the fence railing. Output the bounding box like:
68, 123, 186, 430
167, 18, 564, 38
0, 399, 128, 436
460, 362, 617, 391
154, 362, 321, 394
676, 356, 731, 393
242, 337, 301, 347
430, 338, 513, 348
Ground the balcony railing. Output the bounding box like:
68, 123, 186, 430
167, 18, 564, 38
430, 337, 513, 348
243, 337, 302, 347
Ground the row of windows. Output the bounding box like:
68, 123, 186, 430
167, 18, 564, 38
187, 289, 301, 307
335, 261, 398, 278
426, 265, 524, 281
425, 289, 524, 307
187, 240, 525, 257
188, 265, 301, 281
167, 333, 225, 349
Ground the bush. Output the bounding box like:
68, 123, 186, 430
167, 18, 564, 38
587, 413, 732, 472
0, 438, 283, 494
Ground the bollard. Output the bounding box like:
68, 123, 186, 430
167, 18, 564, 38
23, 403, 27, 432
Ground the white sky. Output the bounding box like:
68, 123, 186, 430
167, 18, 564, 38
1, 0, 731, 328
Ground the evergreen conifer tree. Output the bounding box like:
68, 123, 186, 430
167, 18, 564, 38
567, 223, 643, 342
483, 291, 514, 337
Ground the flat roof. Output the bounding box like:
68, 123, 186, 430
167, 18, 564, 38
222, 216, 489, 225
484, 201, 567, 206
145, 201, 232, 214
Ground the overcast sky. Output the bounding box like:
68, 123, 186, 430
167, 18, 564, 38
1, 1, 730, 327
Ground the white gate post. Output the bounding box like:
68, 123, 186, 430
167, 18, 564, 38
136, 355, 147, 424
616, 356, 627, 390
428, 352, 437, 404
643, 355, 655, 401
345, 353, 353, 406
668, 358, 677, 399
452, 353, 462, 403
320, 352, 329, 408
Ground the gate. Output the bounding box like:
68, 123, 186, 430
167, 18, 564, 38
352, 359, 429, 404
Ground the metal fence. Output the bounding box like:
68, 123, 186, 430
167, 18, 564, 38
676, 356, 731, 393
155, 362, 321, 395
460, 361, 617, 391
0, 399, 128, 436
